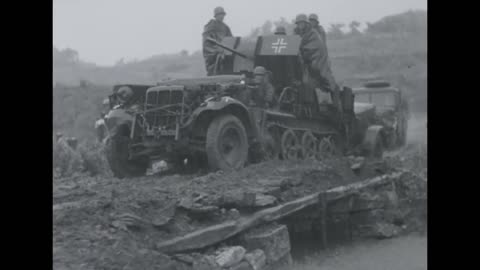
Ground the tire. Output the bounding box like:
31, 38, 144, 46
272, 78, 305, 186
206, 114, 248, 171
105, 134, 148, 178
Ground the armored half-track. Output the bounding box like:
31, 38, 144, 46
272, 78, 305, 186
102, 34, 386, 178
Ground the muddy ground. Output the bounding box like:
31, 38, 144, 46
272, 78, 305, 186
52, 115, 427, 270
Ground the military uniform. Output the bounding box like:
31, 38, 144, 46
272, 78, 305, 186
309, 14, 327, 45
249, 67, 276, 108
295, 14, 340, 113
202, 7, 233, 76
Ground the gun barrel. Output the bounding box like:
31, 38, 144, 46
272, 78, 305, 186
206, 37, 248, 59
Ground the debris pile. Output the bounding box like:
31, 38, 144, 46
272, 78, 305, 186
53, 154, 426, 270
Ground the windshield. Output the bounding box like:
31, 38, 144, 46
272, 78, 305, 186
371, 92, 396, 107
355, 93, 370, 103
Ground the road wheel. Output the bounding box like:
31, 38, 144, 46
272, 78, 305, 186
281, 129, 300, 160
206, 114, 248, 171
315, 136, 339, 160
105, 135, 148, 178
301, 131, 317, 160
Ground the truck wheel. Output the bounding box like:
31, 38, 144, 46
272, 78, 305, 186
206, 114, 248, 171
105, 134, 148, 178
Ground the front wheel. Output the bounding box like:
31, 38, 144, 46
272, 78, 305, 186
105, 135, 148, 178
206, 114, 249, 171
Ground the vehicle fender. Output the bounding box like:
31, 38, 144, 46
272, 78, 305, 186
185, 97, 256, 137
363, 125, 385, 148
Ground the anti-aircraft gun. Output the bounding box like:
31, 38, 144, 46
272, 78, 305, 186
102, 34, 385, 178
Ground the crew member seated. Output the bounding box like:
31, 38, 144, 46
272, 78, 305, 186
247, 66, 276, 109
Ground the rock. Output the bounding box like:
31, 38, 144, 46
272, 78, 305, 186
255, 194, 277, 207
193, 255, 220, 270
263, 253, 292, 270
352, 191, 386, 211
370, 223, 401, 239
242, 224, 291, 264
153, 203, 176, 227
243, 192, 257, 207
229, 261, 253, 270
244, 249, 266, 270
215, 246, 246, 268
228, 208, 241, 220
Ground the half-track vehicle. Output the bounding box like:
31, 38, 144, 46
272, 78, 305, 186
102, 35, 387, 178
352, 80, 409, 149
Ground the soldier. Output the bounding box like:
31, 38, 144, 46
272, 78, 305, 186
308, 14, 327, 44
294, 14, 340, 113
274, 26, 286, 35
202, 6, 233, 76
117, 86, 133, 104
249, 66, 276, 108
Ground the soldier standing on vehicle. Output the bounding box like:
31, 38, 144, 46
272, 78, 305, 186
294, 14, 340, 112
202, 7, 233, 76
308, 14, 327, 44
274, 26, 286, 35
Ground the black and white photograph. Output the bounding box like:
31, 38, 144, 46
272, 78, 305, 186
53, 0, 427, 269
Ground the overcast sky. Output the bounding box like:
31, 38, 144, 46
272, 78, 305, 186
53, 0, 427, 66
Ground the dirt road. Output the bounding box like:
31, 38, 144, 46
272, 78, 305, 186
288, 234, 427, 270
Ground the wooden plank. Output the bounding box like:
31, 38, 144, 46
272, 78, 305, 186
156, 221, 237, 253
155, 171, 404, 254
325, 172, 403, 201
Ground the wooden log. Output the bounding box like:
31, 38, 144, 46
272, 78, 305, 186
155, 171, 405, 254
156, 221, 237, 253
325, 172, 403, 202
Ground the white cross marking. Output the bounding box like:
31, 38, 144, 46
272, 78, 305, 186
271, 38, 288, 54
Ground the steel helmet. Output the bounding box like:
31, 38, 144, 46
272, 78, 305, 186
295, 14, 309, 24
117, 86, 133, 99
308, 13, 319, 22
253, 66, 267, 76
214, 6, 226, 16
274, 26, 286, 35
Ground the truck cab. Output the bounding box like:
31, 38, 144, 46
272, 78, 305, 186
352, 80, 409, 148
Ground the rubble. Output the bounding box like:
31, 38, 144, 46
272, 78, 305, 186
244, 249, 267, 270
242, 224, 291, 265
215, 246, 246, 268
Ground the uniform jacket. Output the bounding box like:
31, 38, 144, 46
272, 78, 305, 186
202, 19, 233, 56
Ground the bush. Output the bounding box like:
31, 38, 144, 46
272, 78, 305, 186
78, 141, 112, 177
53, 139, 84, 178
